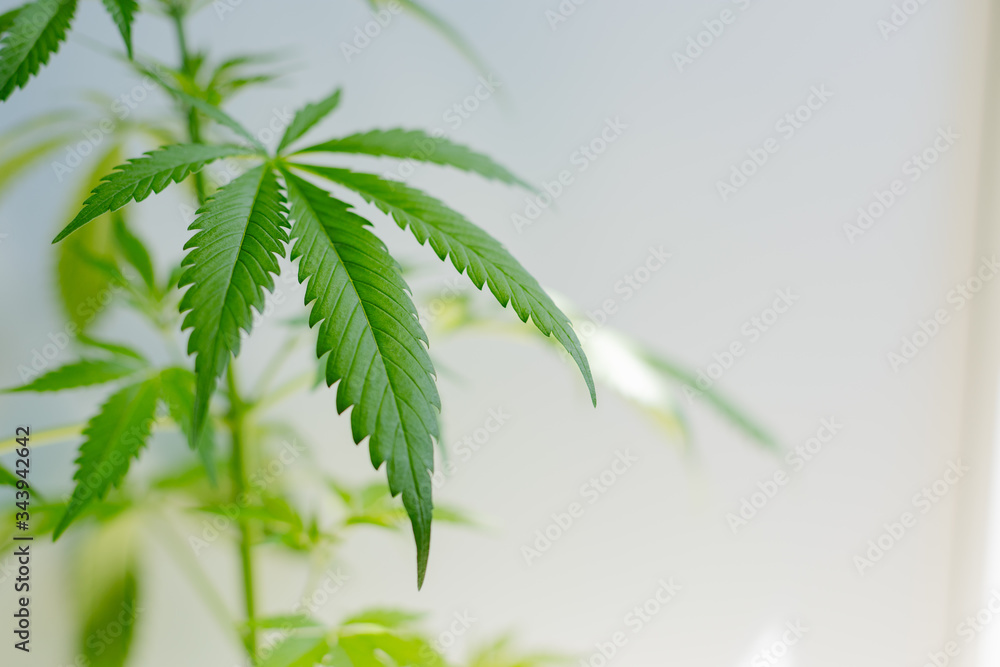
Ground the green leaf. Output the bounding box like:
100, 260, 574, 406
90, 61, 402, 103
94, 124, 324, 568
112, 212, 155, 289
0, 0, 77, 101
0, 464, 18, 487
77, 518, 140, 667
158, 367, 217, 483
249, 614, 321, 630
77, 335, 146, 362
338, 628, 445, 667
380, 0, 489, 76
341, 609, 424, 629
149, 71, 266, 151
259, 633, 330, 667
54, 143, 255, 243
0, 7, 21, 37
4, 358, 140, 393
298, 128, 531, 189
54, 377, 160, 538
178, 165, 289, 442
100, 0, 137, 58
293, 164, 596, 406
637, 348, 779, 451
0, 131, 81, 195
57, 144, 124, 332
277, 87, 342, 153
283, 170, 439, 587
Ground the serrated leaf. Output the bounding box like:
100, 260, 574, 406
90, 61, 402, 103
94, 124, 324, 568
0, 0, 77, 101
178, 165, 288, 442
112, 212, 155, 288
100, 0, 137, 58
54, 377, 160, 538
278, 87, 342, 153
292, 164, 595, 406
54, 143, 255, 243
158, 367, 217, 483
4, 358, 140, 393
298, 128, 530, 189
283, 170, 439, 587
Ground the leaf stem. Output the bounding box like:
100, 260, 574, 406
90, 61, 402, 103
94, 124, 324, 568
168, 6, 208, 205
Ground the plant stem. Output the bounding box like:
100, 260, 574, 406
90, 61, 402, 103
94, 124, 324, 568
168, 6, 208, 204
227, 365, 259, 662
169, 9, 258, 663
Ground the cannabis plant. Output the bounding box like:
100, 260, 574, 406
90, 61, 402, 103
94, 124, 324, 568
0, 0, 773, 664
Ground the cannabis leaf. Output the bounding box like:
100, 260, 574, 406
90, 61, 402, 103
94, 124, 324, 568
54, 376, 160, 538
178, 165, 288, 441
54, 143, 255, 243
277, 87, 342, 153
112, 212, 155, 289
283, 170, 439, 586
100, 0, 138, 58
297, 128, 531, 189
158, 367, 217, 482
4, 359, 142, 393
0, 0, 77, 101
292, 164, 596, 405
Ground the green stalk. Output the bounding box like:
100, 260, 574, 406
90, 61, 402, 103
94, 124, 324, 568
227, 365, 259, 661
169, 8, 259, 663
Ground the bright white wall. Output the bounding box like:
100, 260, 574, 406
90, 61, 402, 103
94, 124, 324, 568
0, 0, 997, 665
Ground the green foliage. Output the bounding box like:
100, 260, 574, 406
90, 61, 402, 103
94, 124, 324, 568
100, 0, 138, 58
292, 164, 596, 405
178, 164, 288, 441
277, 87, 342, 153
297, 128, 531, 189
4, 358, 142, 393
54, 143, 255, 242
284, 170, 439, 586
0, 0, 77, 100
112, 213, 156, 289
54, 376, 160, 538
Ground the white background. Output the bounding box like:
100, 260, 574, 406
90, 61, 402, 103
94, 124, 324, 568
0, 0, 997, 665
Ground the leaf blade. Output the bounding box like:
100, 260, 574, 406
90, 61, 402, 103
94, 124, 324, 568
298, 128, 530, 189
277, 87, 342, 153
53, 377, 160, 538
0, 0, 77, 101
4, 359, 140, 393
292, 164, 596, 405
100, 0, 137, 58
54, 143, 255, 243
178, 165, 289, 441
283, 170, 439, 587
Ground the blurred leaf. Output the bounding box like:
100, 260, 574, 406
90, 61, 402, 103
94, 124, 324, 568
636, 346, 778, 452
338, 626, 445, 667
112, 212, 155, 289
250, 614, 321, 630
375, 0, 489, 76
259, 632, 330, 667
341, 609, 424, 630
77, 334, 146, 362
77, 516, 141, 667
0, 7, 21, 37
57, 144, 123, 333
0, 464, 18, 487
467, 636, 568, 667
3, 358, 142, 393
159, 367, 217, 484
0, 131, 80, 195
